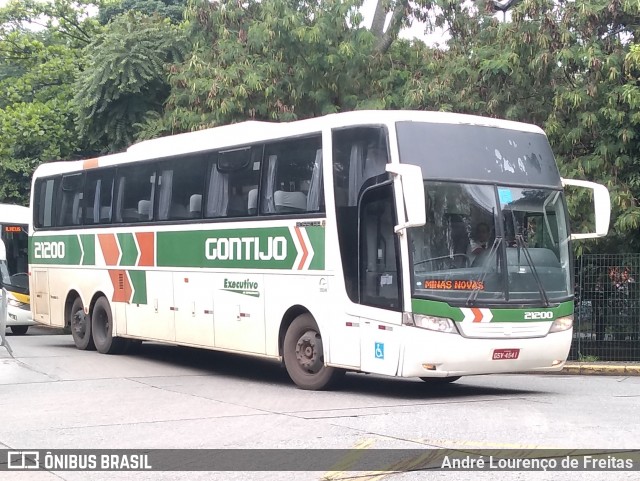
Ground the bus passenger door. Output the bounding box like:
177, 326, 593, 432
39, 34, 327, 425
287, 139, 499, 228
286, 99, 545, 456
357, 184, 403, 376
173, 272, 214, 347
213, 274, 265, 354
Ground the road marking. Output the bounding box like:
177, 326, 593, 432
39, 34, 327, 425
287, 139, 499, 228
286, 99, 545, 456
322, 439, 375, 480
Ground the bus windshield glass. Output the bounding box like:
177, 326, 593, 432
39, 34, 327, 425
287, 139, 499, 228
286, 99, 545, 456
1, 224, 29, 293
409, 182, 571, 303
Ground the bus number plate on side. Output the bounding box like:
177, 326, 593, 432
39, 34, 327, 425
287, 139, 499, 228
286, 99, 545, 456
492, 348, 520, 360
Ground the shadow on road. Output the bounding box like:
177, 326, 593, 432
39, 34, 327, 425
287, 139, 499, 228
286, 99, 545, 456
125, 341, 547, 400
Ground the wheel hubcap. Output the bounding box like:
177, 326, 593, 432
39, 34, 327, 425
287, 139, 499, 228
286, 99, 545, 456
72, 310, 86, 338
295, 329, 323, 374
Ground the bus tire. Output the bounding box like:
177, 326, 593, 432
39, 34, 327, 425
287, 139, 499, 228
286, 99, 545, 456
70, 297, 95, 350
10, 325, 29, 335
91, 297, 126, 354
283, 313, 342, 390
419, 376, 461, 384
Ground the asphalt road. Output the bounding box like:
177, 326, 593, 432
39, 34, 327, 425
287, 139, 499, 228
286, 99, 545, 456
1, 326, 639, 481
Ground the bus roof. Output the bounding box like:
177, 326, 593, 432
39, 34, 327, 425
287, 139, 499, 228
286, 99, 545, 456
0, 204, 29, 225
32, 110, 546, 177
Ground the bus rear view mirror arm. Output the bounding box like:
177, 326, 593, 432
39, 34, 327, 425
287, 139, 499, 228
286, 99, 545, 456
561, 178, 611, 240
385, 164, 426, 234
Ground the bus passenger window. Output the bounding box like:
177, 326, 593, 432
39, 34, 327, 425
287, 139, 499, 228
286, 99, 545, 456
34, 177, 60, 228
114, 165, 156, 223
260, 135, 323, 215
84, 170, 115, 225
205, 147, 260, 218
156, 155, 206, 221
56, 174, 85, 227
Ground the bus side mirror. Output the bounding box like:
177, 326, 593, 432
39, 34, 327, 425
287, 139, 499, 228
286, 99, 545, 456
561, 178, 611, 240
385, 164, 426, 233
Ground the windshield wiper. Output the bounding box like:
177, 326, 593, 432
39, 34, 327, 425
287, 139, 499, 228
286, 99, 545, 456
515, 234, 551, 307
466, 236, 502, 306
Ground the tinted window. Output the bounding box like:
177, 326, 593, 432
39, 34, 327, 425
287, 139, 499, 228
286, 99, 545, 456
84, 169, 114, 225
332, 127, 389, 208
396, 122, 562, 188
205, 148, 261, 218
56, 173, 85, 226
114, 164, 156, 223
260, 135, 323, 215
157, 155, 207, 220
35, 177, 60, 228
332, 126, 389, 301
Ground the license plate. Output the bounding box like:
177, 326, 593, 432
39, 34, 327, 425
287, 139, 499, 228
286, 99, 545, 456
492, 348, 520, 360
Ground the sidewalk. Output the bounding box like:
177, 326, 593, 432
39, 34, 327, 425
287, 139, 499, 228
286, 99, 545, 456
557, 362, 640, 375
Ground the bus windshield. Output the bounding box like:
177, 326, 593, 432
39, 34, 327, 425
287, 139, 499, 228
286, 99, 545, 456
1, 224, 29, 293
409, 181, 572, 304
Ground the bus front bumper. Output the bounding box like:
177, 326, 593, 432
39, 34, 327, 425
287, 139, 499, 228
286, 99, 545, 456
399, 327, 573, 378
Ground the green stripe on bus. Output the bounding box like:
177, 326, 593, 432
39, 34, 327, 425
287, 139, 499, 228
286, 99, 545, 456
30, 235, 83, 265
305, 226, 326, 270
117, 232, 137, 266
411, 298, 573, 322
129, 270, 147, 304
80, 234, 95, 266
157, 228, 298, 270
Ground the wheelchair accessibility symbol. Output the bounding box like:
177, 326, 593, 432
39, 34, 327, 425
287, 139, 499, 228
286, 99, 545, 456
375, 342, 384, 360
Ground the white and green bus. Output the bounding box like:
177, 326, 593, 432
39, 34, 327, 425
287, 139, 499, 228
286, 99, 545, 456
29, 111, 610, 389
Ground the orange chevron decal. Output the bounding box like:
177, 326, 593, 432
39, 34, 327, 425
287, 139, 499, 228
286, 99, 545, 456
135, 232, 154, 266
471, 307, 483, 323
294, 226, 308, 270
98, 234, 120, 266
109, 269, 132, 303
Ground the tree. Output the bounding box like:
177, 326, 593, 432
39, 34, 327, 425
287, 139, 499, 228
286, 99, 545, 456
136, 0, 427, 137
401, 0, 640, 252
0, 0, 100, 203
73, 11, 186, 151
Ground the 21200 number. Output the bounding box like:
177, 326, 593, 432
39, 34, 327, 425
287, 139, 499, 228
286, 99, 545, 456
33, 241, 66, 259
524, 311, 553, 320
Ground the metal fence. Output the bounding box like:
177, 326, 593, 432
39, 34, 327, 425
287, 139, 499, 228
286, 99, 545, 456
570, 254, 640, 361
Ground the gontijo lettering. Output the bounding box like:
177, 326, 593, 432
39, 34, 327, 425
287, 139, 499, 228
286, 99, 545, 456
205, 236, 287, 261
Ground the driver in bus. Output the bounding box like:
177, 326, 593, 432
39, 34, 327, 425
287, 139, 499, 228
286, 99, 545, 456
467, 222, 491, 262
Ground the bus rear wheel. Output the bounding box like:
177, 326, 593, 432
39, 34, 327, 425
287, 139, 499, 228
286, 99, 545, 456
283, 314, 342, 390
91, 297, 126, 354
419, 376, 461, 384
10, 325, 29, 335
70, 297, 94, 350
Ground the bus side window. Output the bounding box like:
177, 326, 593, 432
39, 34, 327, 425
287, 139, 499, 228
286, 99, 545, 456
205, 147, 260, 218
84, 170, 115, 225
260, 135, 323, 215
56, 173, 85, 227
114, 165, 156, 223
35, 177, 60, 228
156, 154, 206, 221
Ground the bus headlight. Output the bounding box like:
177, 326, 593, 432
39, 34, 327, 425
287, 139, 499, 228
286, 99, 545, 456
405, 313, 459, 334
549, 315, 573, 333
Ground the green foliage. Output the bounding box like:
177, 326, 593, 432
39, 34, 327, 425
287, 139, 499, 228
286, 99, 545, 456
0, 0, 95, 203
98, 0, 187, 25
138, 0, 389, 135
402, 0, 640, 253
73, 11, 186, 151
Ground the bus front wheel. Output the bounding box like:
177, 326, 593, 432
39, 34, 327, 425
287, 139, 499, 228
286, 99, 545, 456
283, 314, 342, 390
91, 297, 126, 354
70, 297, 94, 350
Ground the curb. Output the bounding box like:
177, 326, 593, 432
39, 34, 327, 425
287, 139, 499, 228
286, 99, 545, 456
559, 363, 640, 376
